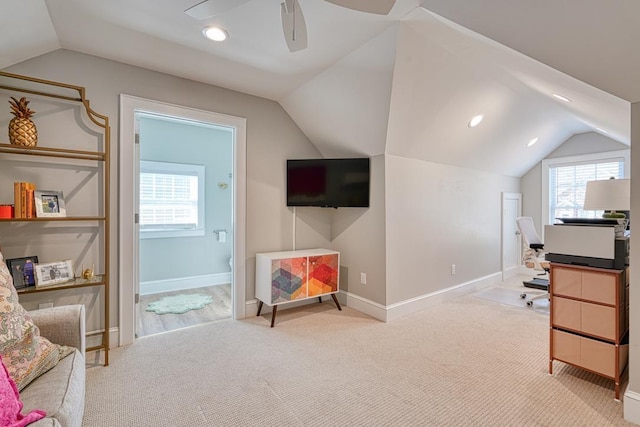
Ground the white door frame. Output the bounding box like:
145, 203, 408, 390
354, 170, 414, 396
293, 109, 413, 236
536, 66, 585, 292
501, 192, 522, 280
118, 94, 246, 347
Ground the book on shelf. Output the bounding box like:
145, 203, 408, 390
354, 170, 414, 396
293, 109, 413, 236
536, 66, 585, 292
13, 182, 36, 218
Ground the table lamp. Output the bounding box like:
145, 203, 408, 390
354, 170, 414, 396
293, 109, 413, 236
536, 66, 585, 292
583, 178, 630, 217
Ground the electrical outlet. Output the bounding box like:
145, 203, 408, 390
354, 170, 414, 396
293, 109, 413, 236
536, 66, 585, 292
451, 264, 456, 275
39, 302, 53, 309
360, 272, 367, 285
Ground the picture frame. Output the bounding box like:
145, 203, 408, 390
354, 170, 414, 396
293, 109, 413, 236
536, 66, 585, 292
34, 190, 66, 218
6, 256, 38, 289
35, 259, 74, 287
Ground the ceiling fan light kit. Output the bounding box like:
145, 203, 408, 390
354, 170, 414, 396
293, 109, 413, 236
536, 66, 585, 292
185, 0, 397, 52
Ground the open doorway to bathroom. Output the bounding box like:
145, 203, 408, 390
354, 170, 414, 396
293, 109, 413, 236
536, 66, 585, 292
119, 94, 246, 347
135, 112, 233, 337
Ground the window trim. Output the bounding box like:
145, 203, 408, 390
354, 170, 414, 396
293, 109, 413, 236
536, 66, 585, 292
541, 149, 630, 234
139, 160, 206, 239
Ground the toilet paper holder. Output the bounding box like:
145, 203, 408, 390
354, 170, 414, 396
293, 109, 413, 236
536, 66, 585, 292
214, 229, 228, 243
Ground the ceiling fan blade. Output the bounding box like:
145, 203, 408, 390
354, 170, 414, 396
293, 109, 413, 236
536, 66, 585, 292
185, 0, 251, 20
281, 0, 308, 52
324, 0, 397, 15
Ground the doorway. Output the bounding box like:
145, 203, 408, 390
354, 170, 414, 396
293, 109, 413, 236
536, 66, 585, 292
135, 112, 233, 337
501, 192, 522, 280
119, 95, 246, 346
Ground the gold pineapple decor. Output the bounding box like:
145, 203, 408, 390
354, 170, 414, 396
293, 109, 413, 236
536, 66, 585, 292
8, 96, 38, 147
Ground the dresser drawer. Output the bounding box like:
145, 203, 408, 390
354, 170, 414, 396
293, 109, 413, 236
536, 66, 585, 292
552, 329, 628, 378
552, 297, 617, 340
552, 266, 619, 305
553, 267, 581, 298
582, 271, 617, 305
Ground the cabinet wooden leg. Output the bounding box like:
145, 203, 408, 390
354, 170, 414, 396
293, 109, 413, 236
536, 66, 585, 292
270, 305, 277, 328
257, 300, 263, 316
331, 293, 342, 311
318, 297, 322, 303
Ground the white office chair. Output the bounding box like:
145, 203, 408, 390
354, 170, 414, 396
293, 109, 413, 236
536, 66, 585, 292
516, 216, 549, 307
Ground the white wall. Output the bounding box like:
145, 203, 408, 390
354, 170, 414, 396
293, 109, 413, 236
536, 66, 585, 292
624, 102, 640, 423
4, 49, 325, 331
385, 155, 519, 305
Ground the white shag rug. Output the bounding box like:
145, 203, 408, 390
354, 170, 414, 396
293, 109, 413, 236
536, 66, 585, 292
145, 293, 214, 314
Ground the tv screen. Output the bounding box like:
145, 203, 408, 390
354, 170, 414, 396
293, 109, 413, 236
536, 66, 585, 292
287, 158, 370, 208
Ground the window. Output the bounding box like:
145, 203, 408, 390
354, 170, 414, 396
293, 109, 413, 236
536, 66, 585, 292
139, 160, 205, 238
542, 150, 629, 225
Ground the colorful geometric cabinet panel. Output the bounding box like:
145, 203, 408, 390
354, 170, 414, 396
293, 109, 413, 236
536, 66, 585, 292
271, 256, 307, 303
307, 254, 339, 296
256, 249, 340, 307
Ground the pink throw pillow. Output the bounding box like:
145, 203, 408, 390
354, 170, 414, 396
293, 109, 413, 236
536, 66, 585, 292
0, 355, 46, 427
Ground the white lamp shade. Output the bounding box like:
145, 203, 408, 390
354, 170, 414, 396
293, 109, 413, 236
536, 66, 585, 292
583, 178, 630, 211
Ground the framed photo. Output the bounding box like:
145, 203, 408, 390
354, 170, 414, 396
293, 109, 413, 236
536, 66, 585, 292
6, 256, 38, 289
35, 259, 74, 287
34, 190, 66, 218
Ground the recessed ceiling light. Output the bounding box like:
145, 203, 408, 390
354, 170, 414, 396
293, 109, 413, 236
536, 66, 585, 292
468, 114, 484, 128
203, 26, 228, 42
527, 137, 539, 147
552, 93, 571, 103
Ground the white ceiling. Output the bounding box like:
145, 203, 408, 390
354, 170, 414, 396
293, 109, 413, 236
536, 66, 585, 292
1, 0, 636, 177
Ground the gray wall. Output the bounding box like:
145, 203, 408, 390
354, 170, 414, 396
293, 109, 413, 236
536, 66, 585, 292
138, 116, 232, 282
385, 155, 520, 305
4, 49, 325, 331
331, 154, 387, 304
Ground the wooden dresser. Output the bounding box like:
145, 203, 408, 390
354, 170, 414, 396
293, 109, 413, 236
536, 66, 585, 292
549, 263, 629, 399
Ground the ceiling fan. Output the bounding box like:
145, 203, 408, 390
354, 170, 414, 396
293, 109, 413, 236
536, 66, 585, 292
185, 0, 398, 52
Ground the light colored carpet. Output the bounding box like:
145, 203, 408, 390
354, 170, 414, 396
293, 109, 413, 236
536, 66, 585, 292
145, 293, 214, 315
85, 278, 632, 426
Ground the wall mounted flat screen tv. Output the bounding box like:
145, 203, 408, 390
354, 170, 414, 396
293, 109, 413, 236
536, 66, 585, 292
287, 158, 370, 208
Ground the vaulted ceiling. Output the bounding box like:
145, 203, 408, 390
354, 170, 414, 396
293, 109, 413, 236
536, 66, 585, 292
1, 0, 637, 177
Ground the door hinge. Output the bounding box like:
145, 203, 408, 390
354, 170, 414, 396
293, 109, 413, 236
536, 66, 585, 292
135, 133, 140, 144
134, 213, 139, 224
135, 293, 140, 304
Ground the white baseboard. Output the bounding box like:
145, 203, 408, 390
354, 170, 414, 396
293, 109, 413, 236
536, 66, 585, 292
244, 273, 501, 323
384, 272, 502, 322
140, 273, 231, 295
83, 327, 119, 366
343, 292, 387, 321
624, 390, 640, 423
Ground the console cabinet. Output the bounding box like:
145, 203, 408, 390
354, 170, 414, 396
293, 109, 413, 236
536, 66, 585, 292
255, 249, 340, 326
549, 263, 628, 399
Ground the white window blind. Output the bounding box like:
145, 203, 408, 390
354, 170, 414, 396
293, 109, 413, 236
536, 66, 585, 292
549, 159, 623, 222
139, 161, 205, 238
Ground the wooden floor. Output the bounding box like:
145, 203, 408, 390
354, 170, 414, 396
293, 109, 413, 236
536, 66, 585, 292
137, 284, 232, 338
